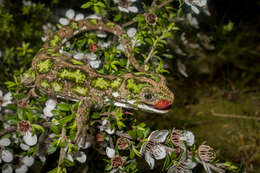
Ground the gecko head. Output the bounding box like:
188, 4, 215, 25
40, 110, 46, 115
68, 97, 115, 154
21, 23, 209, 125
111, 72, 174, 114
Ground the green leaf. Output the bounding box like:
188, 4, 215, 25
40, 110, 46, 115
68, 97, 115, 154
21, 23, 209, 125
91, 112, 100, 119
132, 146, 141, 157
57, 103, 70, 112
128, 130, 137, 140
130, 149, 135, 159
17, 107, 26, 120
32, 124, 45, 133
81, 2, 93, 9
104, 164, 113, 171
58, 114, 74, 125
96, 2, 106, 8
114, 13, 122, 21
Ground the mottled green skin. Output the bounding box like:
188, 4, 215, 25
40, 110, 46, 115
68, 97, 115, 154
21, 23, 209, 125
22, 19, 174, 112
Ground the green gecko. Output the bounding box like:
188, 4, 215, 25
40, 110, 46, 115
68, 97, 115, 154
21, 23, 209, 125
19, 19, 174, 143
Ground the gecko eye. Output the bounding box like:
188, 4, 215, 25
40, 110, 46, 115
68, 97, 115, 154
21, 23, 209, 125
143, 92, 155, 101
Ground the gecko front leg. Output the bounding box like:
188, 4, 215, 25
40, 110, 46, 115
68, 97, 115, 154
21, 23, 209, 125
74, 100, 91, 145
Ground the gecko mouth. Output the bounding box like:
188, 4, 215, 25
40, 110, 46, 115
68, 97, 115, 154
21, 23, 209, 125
113, 101, 171, 114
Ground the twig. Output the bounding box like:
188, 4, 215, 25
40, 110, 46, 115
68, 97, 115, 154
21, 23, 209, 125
210, 109, 260, 121
57, 124, 67, 172
157, 0, 174, 9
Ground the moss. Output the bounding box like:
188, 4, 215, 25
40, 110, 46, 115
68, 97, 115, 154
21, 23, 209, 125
36, 59, 53, 73
58, 68, 86, 84
50, 35, 60, 47
91, 77, 110, 90
69, 59, 84, 65
134, 72, 161, 82
70, 21, 78, 30
125, 79, 151, 94
40, 79, 50, 89
111, 78, 123, 89
51, 81, 63, 92
72, 85, 89, 96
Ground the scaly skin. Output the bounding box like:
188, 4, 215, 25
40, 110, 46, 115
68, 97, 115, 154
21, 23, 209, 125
20, 19, 174, 144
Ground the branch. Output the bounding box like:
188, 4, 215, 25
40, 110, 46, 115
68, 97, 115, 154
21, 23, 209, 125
195, 157, 225, 173
211, 109, 260, 121
57, 124, 67, 172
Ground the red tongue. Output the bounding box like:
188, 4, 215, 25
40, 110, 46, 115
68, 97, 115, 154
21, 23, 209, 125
154, 100, 170, 110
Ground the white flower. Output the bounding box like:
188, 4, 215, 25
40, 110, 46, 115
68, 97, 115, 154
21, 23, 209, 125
89, 60, 101, 69
116, 44, 125, 52
23, 0, 32, 6
67, 154, 74, 162
78, 134, 93, 149
106, 147, 116, 159
59, 9, 85, 26
1, 150, 13, 163
0, 138, 11, 146
41, 23, 56, 42
86, 52, 97, 61
184, 0, 207, 14
22, 156, 34, 167
73, 52, 85, 60
95, 31, 107, 38
23, 132, 37, 146
2, 164, 13, 173
113, 0, 138, 13
86, 14, 102, 20
177, 60, 188, 78
98, 41, 111, 49
43, 99, 57, 118
140, 130, 169, 170
187, 13, 199, 29
76, 151, 87, 163
197, 33, 215, 50
127, 27, 137, 38
20, 143, 30, 151
167, 158, 197, 173
15, 164, 28, 173
100, 119, 115, 135
39, 155, 46, 163
0, 91, 13, 111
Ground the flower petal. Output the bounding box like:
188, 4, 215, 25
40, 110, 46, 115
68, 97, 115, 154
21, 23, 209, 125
148, 130, 169, 143
1, 150, 13, 163
43, 106, 54, 117
127, 27, 137, 38
45, 99, 56, 108
0, 90, 3, 97
23, 132, 37, 146
118, 6, 129, 13
191, 6, 200, 14
128, 6, 138, 13
66, 9, 75, 19
181, 131, 195, 146
75, 13, 84, 21
59, 18, 70, 26
152, 145, 166, 160
2, 164, 13, 173
89, 60, 102, 69
145, 152, 155, 170
0, 138, 11, 146
22, 156, 34, 167
15, 165, 28, 173
106, 147, 115, 159
76, 151, 87, 163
